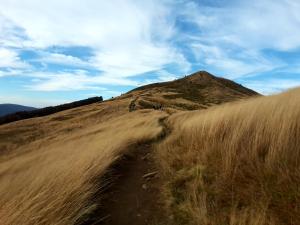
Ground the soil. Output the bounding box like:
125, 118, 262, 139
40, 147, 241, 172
76, 118, 170, 225
100, 143, 168, 225
78, 117, 171, 225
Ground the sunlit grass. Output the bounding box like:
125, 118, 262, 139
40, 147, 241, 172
156, 88, 300, 225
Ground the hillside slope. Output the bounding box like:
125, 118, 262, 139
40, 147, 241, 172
156, 88, 300, 225
124, 71, 259, 111
0, 97, 167, 225
3, 71, 293, 225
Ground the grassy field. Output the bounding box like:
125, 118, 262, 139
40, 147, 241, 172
156, 88, 300, 225
0, 75, 299, 225
0, 98, 167, 225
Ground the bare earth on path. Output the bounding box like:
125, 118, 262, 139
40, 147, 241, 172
79, 141, 170, 225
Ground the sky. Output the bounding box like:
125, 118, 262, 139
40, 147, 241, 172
0, 0, 300, 107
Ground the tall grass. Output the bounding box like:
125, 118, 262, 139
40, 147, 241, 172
0, 100, 166, 225
156, 88, 300, 225
1, 87, 299, 225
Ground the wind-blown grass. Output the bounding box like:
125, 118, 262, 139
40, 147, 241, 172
156, 88, 300, 225
1, 83, 299, 225
0, 99, 166, 225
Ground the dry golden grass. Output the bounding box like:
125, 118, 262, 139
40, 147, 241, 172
0, 98, 167, 225
156, 88, 300, 225
1, 78, 298, 225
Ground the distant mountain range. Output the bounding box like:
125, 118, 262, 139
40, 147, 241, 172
0, 104, 37, 117
0, 97, 103, 125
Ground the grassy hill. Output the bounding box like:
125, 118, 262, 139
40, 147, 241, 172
0, 71, 299, 225
157, 88, 300, 225
124, 71, 259, 111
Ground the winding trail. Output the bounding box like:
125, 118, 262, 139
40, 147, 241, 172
100, 142, 167, 225
79, 116, 171, 225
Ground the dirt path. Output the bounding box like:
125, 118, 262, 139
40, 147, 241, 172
78, 117, 170, 225
101, 143, 167, 225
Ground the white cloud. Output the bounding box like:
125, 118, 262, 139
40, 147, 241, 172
26, 70, 138, 91
33, 52, 90, 68
183, 0, 300, 51
92, 44, 190, 78
233, 0, 300, 51
0, 48, 28, 68
0, 15, 27, 48
0, 68, 24, 77
136, 70, 179, 87
180, 0, 300, 79
0, 0, 299, 97
156, 70, 179, 82
0, 0, 174, 48
0, 0, 190, 84
244, 79, 300, 95
191, 43, 281, 79
28, 72, 96, 91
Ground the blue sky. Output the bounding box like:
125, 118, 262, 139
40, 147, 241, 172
0, 0, 300, 107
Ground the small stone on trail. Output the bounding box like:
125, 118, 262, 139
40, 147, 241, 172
142, 184, 148, 190
141, 153, 151, 161
143, 171, 158, 179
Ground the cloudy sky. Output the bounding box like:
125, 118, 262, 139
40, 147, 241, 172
0, 0, 300, 107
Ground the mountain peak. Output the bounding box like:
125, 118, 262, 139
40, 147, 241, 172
186, 70, 215, 78
125, 71, 259, 111
181, 71, 216, 83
